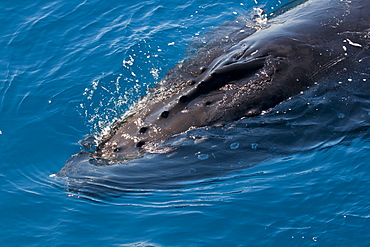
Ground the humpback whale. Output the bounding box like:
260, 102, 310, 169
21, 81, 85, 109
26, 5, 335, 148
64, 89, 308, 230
88, 0, 369, 162
58, 0, 369, 180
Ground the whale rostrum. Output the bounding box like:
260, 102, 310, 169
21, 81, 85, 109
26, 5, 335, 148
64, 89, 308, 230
87, 0, 369, 161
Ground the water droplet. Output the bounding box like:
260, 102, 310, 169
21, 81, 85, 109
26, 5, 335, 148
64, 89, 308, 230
251, 143, 258, 149
337, 113, 345, 119
188, 168, 196, 173
230, 142, 240, 149
197, 154, 209, 160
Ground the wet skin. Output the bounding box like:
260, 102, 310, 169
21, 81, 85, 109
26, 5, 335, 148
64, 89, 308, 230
91, 0, 369, 161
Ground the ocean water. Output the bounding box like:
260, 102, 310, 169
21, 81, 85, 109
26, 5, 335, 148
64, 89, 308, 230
1, 0, 370, 246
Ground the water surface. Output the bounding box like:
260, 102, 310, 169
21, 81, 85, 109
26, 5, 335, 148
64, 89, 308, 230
1, 0, 369, 246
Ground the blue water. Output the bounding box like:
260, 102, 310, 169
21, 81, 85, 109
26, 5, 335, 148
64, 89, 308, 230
1, 0, 369, 246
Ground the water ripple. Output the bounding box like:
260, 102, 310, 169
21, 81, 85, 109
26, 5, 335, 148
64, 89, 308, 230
1, 0, 369, 246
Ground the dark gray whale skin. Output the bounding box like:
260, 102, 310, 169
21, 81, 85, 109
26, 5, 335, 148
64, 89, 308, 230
80, 0, 370, 162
